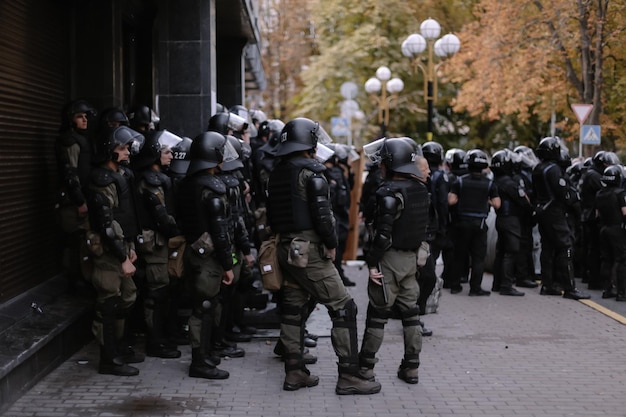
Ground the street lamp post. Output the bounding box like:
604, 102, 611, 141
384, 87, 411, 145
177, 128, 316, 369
364, 66, 404, 138
340, 81, 360, 147
402, 18, 460, 141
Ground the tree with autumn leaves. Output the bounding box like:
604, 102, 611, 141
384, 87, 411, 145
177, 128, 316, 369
258, 0, 626, 155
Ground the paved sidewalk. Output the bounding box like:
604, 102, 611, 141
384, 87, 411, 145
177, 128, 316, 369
3, 262, 626, 417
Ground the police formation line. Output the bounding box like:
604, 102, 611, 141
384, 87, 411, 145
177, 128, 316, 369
57, 100, 622, 396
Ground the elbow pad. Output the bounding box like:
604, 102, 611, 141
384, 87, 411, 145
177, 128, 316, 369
206, 195, 234, 269
66, 168, 86, 205
145, 192, 180, 238
92, 193, 127, 262
370, 195, 398, 253
307, 175, 337, 248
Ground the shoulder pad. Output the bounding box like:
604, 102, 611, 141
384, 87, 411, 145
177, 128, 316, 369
141, 170, 165, 187
217, 173, 240, 188
290, 157, 326, 174
90, 167, 116, 187
58, 130, 78, 147
196, 173, 227, 194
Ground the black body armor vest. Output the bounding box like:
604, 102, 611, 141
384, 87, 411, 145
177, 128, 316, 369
177, 173, 227, 243
596, 187, 624, 226
381, 179, 429, 250
267, 158, 326, 233
457, 174, 492, 219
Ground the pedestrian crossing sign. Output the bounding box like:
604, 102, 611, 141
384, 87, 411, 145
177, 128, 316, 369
581, 125, 601, 145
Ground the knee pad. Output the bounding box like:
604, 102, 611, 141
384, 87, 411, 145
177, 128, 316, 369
398, 305, 420, 319
398, 305, 420, 327
98, 296, 122, 317
192, 298, 214, 319
330, 298, 358, 321
280, 303, 303, 327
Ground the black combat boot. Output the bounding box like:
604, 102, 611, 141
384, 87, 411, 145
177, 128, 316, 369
99, 313, 138, 376
283, 355, 319, 391
189, 303, 229, 379
397, 359, 419, 384
146, 298, 182, 359
189, 348, 229, 379
336, 367, 382, 395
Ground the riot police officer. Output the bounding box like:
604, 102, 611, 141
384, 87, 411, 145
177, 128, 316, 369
532, 137, 590, 299
132, 129, 184, 359
128, 105, 158, 133
266, 117, 380, 395
56, 99, 97, 292
443, 148, 468, 287
87, 125, 145, 376
214, 135, 256, 350
594, 165, 626, 300
491, 149, 533, 296
176, 131, 239, 380
512, 146, 540, 288
325, 143, 356, 287
580, 150, 621, 289
448, 149, 501, 295
360, 137, 430, 385
422, 142, 450, 267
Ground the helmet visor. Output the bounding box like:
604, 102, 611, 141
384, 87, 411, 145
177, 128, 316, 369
221, 138, 239, 163
314, 123, 332, 145
363, 138, 386, 163
129, 132, 145, 155
314, 143, 335, 163
227, 113, 248, 132
157, 130, 183, 149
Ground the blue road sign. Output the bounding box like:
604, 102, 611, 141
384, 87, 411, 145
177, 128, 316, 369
331, 117, 350, 137
581, 125, 601, 145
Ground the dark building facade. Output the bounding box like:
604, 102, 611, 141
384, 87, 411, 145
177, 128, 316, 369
0, 0, 265, 410
0, 0, 265, 303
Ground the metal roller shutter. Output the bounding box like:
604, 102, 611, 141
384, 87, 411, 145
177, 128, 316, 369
0, 1, 69, 301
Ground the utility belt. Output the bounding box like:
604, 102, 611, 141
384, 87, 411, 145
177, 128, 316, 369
459, 213, 488, 228
136, 229, 166, 254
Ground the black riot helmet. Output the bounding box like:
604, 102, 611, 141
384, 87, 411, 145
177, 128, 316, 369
220, 135, 244, 172
96, 126, 145, 165
229, 104, 249, 122
250, 109, 268, 125
422, 141, 444, 166
258, 120, 270, 139
491, 149, 516, 175
131, 129, 183, 171
169, 136, 193, 176
187, 131, 238, 175
259, 119, 285, 155
100, 107, 129, 128
229, 104, 257, 137
592, 150, 606, 170
207, 111, 248, 135
601, 165, 623, 187
594, 150, 621, 170
558, 146, 572, 169
128, 105, 152, 130
534, 136, 563, 162
464, 149, 489, 172
275, 117, 332, 157
566, 160, 584, 181
513, 145, 539, 170
379, 137, 424, 179
62, 99, 96, 131
445, 148, 467, 175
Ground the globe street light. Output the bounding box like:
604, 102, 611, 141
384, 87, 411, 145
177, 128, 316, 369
364, 66, 404, 138
340, 81, 360, 147
402, 18, 460, 141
